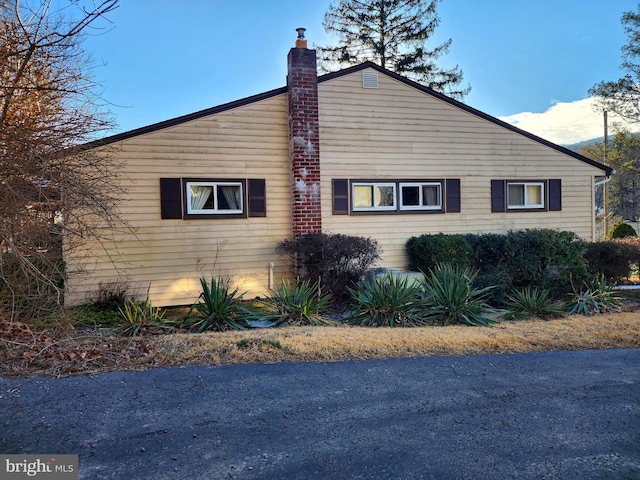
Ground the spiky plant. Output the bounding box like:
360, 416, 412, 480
421, 263, 497, 326
118, 299, 168, 336
566, 276, 622, 316
346, 272, 427, 327
253, 279, 332, 326
503, 287, 565, 320
186, 277, 250, 332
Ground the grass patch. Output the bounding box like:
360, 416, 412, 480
2, 311, 638, 378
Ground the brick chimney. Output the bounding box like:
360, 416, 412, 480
288, 28, 322, 236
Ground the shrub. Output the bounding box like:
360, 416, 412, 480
253, 279, 332, 326
406, 233, 473, 272
584, 241, 638, 283
501, 229, 588, 297
503, 287, 564, 320
420, 263, 497, 326
607, 221, 637, 239
408, 230, 588, 305
566, 276, 621, 316
0, 250, 65, 322
186, 277, 249, 332
462, 233, 507, 272
118, 299, 168, 336
275, 233, 380, 298
346, 272, 427, 327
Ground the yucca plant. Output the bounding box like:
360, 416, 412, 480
186, 277, 250, 332
503, 287, 565, 320
118, 299, 168, 336
253, 279, 332, 326
566, 276, 621, 316
421, 263, 497, 326
346, 272, 427, 327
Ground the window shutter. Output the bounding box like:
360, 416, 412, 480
548, 179, 562, 211
491, 180, 506, 212
332, 179, 349, 215
248, 179, 266, 217
445, 179, 461, 213
160, 178, 183, 219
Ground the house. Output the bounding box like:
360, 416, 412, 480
65, 30, 612, 307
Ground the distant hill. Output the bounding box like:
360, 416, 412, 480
563, 137, 604, 152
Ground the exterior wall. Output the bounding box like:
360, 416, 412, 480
318, 68, 603, 271
65, 94, 292, 307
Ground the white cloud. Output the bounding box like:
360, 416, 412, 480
498, 98, 640, 146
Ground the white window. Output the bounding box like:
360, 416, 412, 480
399, 182, 442, 210
186, 181, 243, 214
352, 182, 396, 211
507, 182, 544, 209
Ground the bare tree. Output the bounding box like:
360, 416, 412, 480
0, 0, 124, 321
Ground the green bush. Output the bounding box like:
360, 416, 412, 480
253, 279, 332, 326
502, 229, 588, 297
407, 230, 588, 305
584, 241, 638, 283
275, 233, 380, 298
186, 277, 250, 332
420, 263, 497, 326
607, 221, 637, 239
346, 272, 427, 327
462, 233, 507, 272
406, 233, 473, 272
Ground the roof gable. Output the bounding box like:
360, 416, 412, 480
86, 60, 612, 176
318, 62, 611, 175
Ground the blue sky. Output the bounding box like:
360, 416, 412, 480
79, 0, 639, 145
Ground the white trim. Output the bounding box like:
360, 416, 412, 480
399, 182, 442, 210
186, 181, 243, 214
507, 181, 544, 209
352, 182, 396, 211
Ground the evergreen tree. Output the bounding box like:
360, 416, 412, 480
589, 5, 640, 123
580, 131, 640, 221
317, 0, 470, 99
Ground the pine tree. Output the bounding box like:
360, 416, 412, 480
317, 0, 469, 99
589, 5, 640, 123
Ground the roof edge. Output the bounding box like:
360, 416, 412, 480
83, 85, 288, 149
86, 60, 612, 176
319, 62, 613, 176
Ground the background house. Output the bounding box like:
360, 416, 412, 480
65, 32, 611, 307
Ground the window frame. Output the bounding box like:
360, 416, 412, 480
506, 181, 545, 210
351, 182, 397, 212
183, 178, 247, 219
399, 182, 442, 211
344, 179, 451, 215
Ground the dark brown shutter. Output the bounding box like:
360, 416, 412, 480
160, 178, 183, 219
548, 179, 562, 211
445, 179, 461, 213
491, 179, 506, 212
332, 179, 349, 215
248, 179, 266, 217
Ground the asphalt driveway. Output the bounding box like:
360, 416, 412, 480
1, 349, 639, 479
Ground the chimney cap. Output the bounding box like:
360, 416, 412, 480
295, 27, 307, 48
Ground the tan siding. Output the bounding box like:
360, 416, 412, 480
65, 94, 293, 307
67, 66, 605, 307
319, 68, 603, 270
